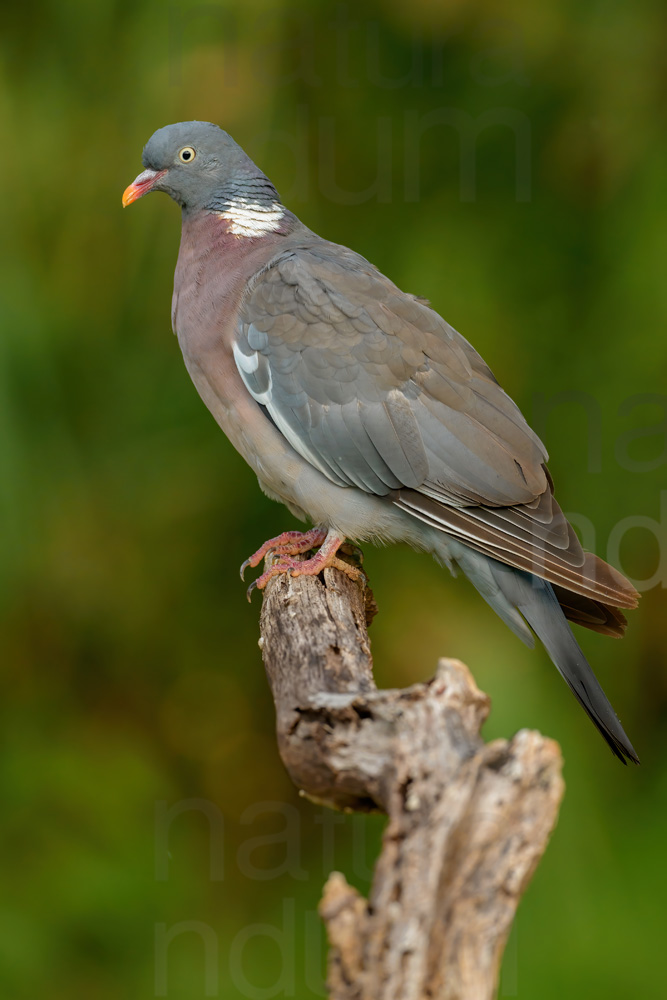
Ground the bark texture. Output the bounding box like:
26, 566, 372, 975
258, 555, 564, 1000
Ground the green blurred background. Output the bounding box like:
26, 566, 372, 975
2, 0, 666, 996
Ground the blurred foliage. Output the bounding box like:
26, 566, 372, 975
1, 0, 667, 996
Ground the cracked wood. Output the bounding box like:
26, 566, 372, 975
258, 556, 564, 1000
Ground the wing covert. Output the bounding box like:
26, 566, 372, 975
234, 244, 548, 504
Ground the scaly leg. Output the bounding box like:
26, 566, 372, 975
240, 527, 328, 580
242, 527, 364, 600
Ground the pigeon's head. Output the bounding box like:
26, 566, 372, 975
122, 121, 278, 214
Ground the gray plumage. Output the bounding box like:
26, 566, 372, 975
124, 121, 639, 763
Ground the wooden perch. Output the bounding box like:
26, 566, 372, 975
258, 555, 564, 1000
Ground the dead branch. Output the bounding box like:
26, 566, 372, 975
258, 555, 564, 1000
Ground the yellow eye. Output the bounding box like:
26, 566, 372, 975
178, 146, 196, 163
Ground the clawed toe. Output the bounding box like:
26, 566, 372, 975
245, 557, 302, 600
242, 528, 364, 599
239, 526, 328, 582
329, 556, 366, 584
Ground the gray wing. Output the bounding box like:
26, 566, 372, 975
234, 244, 548, 504
233, 244, 637, 608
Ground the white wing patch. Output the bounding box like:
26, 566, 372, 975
232, 340, 260, 376
232, 341, 348, 485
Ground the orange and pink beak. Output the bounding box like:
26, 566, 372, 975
122, 168, 167, 207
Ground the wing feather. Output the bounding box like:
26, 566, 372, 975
233, 242, 637, 610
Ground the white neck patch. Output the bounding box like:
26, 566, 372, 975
217, 198, 285, 237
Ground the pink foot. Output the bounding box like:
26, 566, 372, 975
240, 527, 328, 580
242, 528, 364, 600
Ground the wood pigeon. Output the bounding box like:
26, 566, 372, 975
123, 121, 639, 763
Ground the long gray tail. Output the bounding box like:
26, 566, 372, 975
452, 545, 639, 764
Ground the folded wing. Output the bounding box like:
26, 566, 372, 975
234, 243, 638, 619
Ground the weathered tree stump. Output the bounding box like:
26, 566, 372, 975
258, 555, 564, 1000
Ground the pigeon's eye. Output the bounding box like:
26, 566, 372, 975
178, 146, 196, 163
